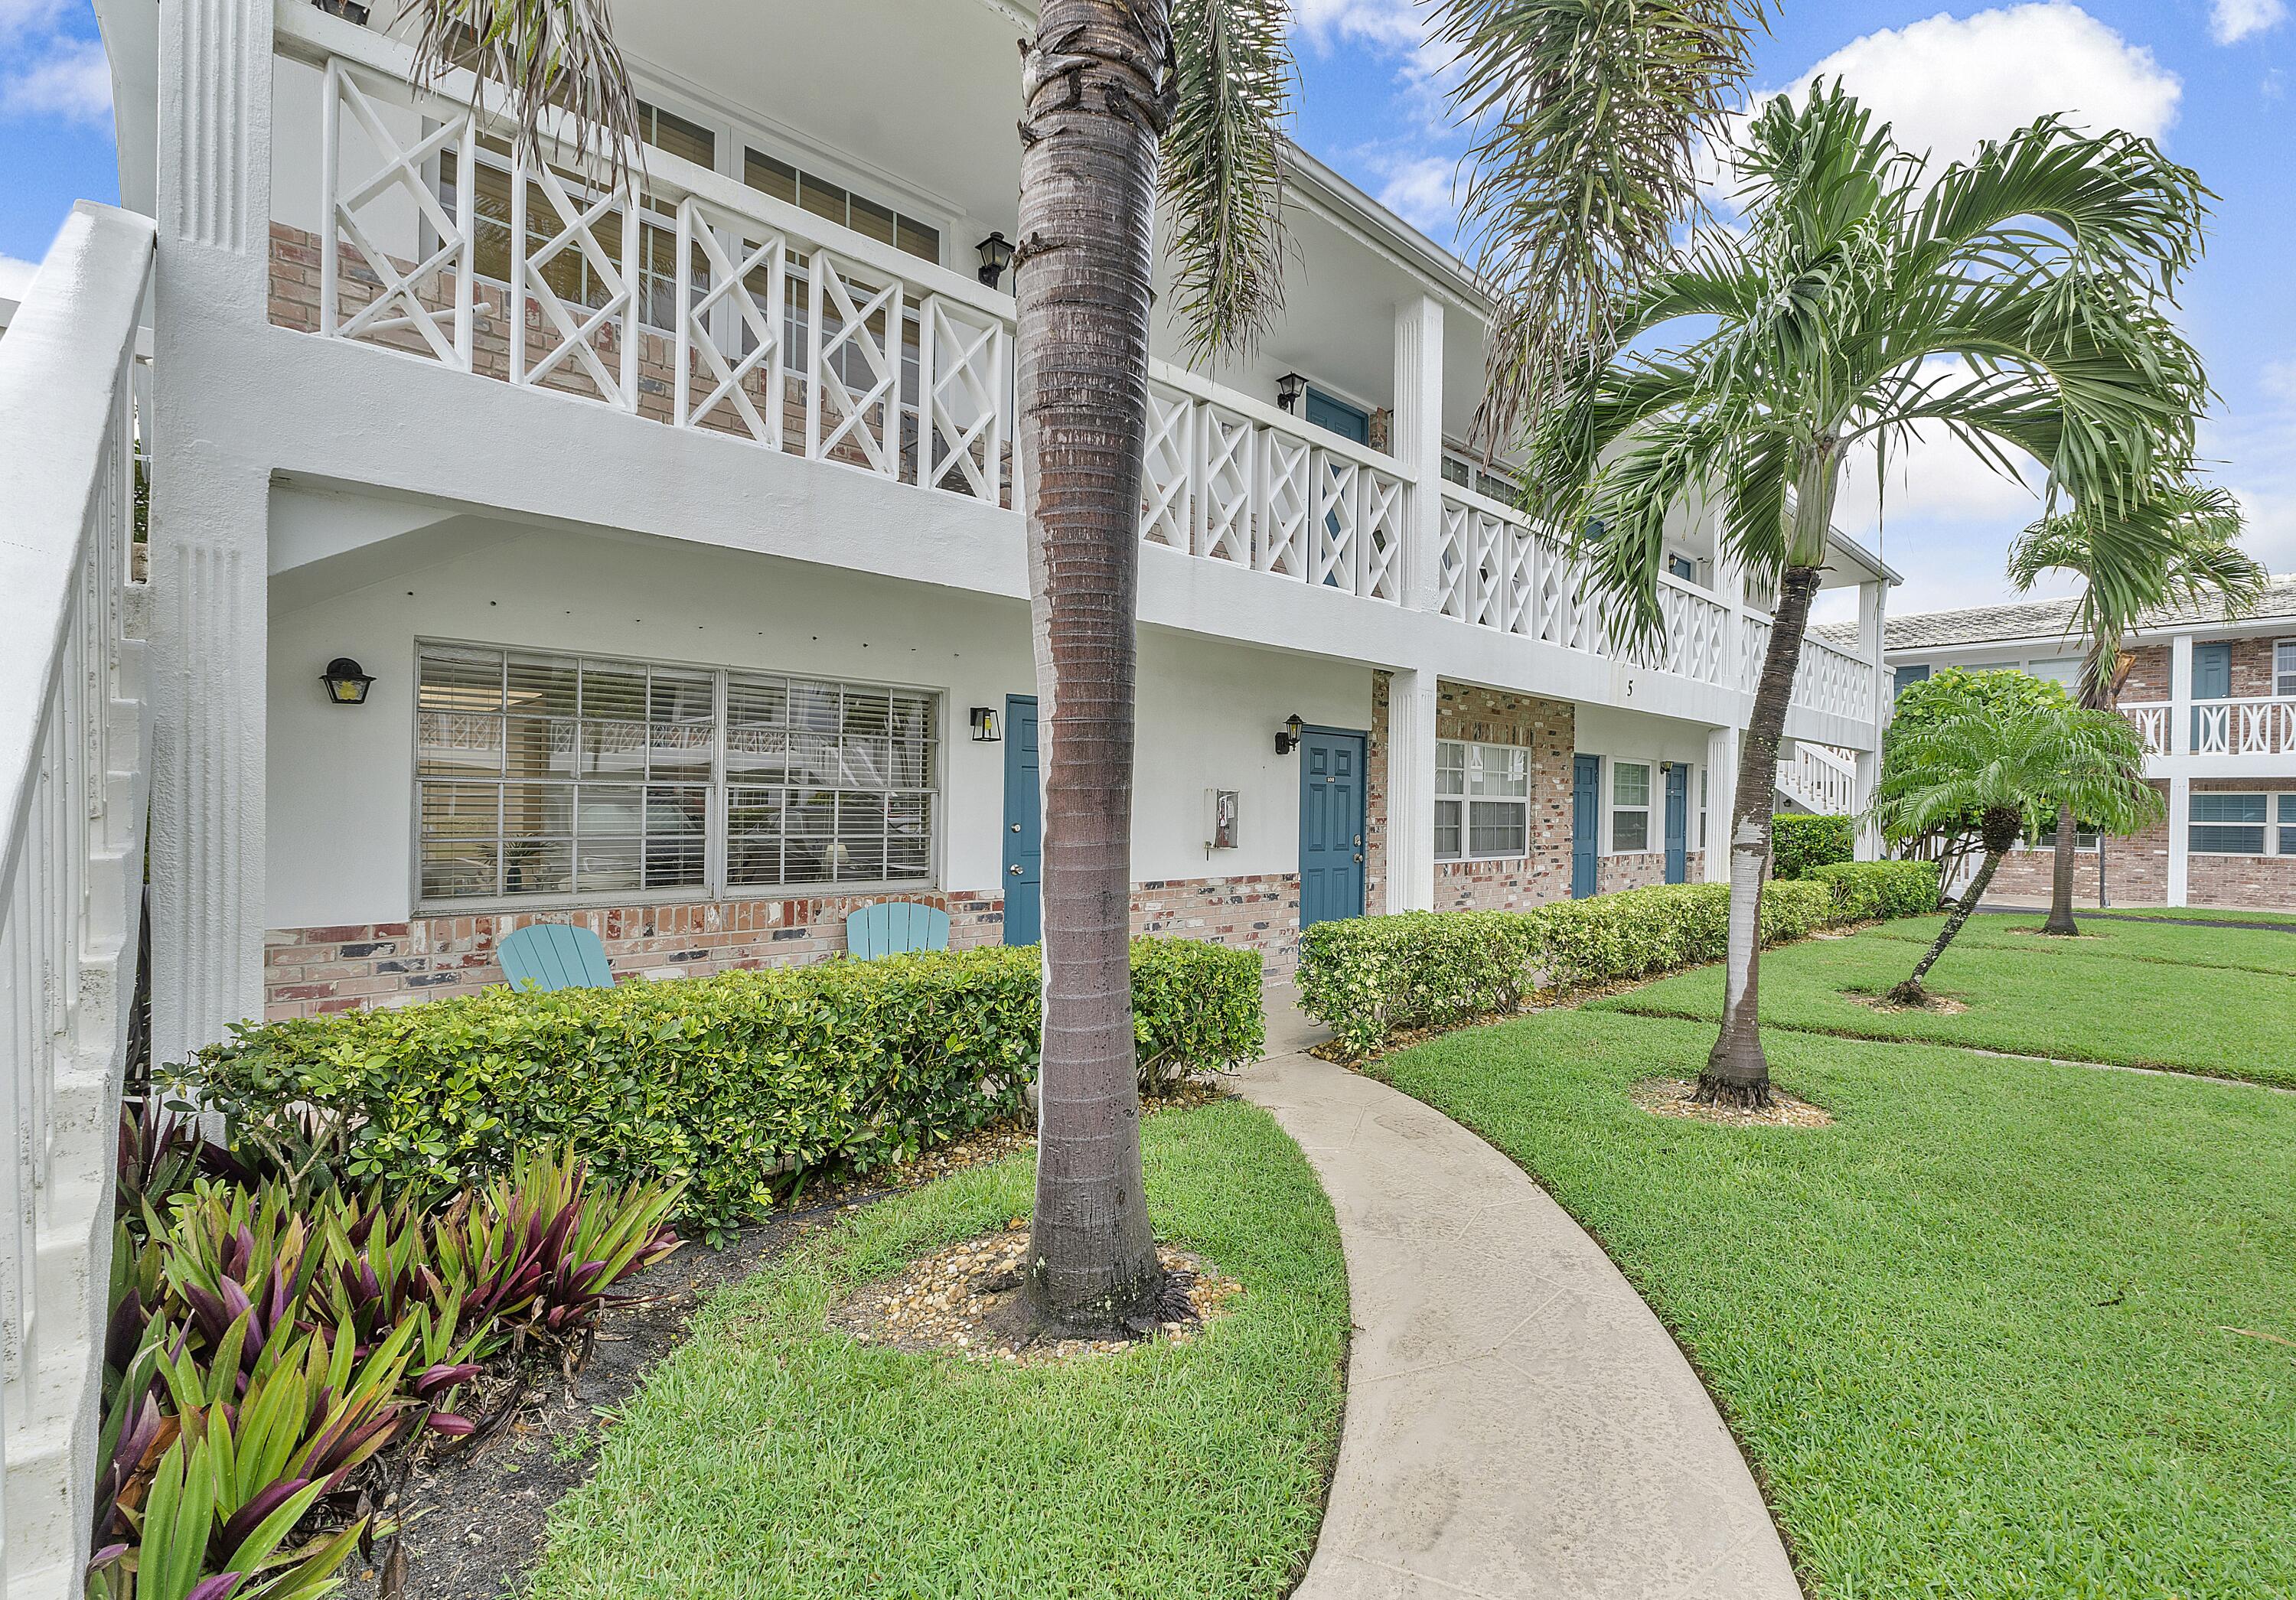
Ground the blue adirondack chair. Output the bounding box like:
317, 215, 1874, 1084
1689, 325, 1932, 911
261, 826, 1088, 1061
845, 901, 952, 960
496, 923, 616, 992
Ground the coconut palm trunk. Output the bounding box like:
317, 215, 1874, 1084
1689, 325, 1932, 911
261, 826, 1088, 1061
1893, 807, 2021, 1002
1702, 562, 1821, 1104
1016, 0, 1169, 1331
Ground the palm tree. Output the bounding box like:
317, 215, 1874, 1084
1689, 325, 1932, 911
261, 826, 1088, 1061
1874, 699, 2160, 1003
1541, 83, 2212, 1106
409, 0, 1769, 1328
2005, 481, 2262, 935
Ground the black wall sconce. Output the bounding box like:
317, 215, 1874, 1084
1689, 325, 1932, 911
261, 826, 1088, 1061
1274, 712, 1306, 755
320, 657, 374, 705
1275, 372, 1307, 415
976, 232, 1015, 289
970, 705, 1003, 742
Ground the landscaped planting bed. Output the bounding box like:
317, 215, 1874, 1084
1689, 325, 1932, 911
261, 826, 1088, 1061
1598, 923, 2296, 1087
1371, 1009, 2296, 1598
524, 1096, 1349, 1600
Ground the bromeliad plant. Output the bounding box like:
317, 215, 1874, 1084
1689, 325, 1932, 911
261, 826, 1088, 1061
90, 1119, 682, 1600
1874, 696, 2161, 1005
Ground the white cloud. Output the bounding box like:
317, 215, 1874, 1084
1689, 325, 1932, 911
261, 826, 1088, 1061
1370, 155, 1459, 233
1290, 0, 1427, 52
3, 34, 109, 122
0, 0, 67, 37
1768, 4, 2180, 171
2213, 0, 2288, 44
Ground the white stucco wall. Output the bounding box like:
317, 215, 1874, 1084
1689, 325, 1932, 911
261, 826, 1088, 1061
264, 490, 1371, 928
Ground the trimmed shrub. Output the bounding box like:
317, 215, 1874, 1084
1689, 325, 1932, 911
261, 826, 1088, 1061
1298, 875, 1928, 1057
1812, 859, 1942, 922
175, 938, 1262, 1241
1772, 813, 1856, 879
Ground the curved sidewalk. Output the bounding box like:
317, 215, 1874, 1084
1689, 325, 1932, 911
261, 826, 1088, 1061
1242, 995, 1800, 1600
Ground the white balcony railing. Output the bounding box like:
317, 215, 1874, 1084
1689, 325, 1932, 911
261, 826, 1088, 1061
0, 201, 155, 1598
2123, 696, 2296, 758
281, 11, 1883, 712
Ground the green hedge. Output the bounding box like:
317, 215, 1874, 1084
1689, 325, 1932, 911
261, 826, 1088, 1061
1812, 859, 1942, 921
174, 938, 1262, 1241
1298, 874, 1919, 1057
1773, 813, 1857, 878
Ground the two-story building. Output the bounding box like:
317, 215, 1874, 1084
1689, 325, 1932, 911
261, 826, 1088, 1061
1867, 577, 2296, 911
74, 0, 1897, 1066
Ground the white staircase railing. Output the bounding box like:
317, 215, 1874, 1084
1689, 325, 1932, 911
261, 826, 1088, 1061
1776, 741, 1857, 815
0, 201, 155, 1599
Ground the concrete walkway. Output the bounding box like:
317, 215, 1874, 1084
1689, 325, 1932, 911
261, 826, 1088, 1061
1243, 990, 1800, 1600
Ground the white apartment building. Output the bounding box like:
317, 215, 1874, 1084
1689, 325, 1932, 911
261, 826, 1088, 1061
1859, 578, 2296, 911
0, 2, 1912, 1577
96, 0, 1898, 1065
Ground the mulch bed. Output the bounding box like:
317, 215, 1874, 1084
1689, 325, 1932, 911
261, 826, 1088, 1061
1848, 989, 1969, 1015
830, 1227, 1243, 1365
340, 1087, 1231, 1600
1630, 1076, 1835, 1129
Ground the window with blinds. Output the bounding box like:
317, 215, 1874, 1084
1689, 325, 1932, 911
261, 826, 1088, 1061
1435, 740, 1531, 860
415, 645, 938, 905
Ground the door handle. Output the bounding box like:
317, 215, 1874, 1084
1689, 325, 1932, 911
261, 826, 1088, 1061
1010, 822, 1021, 833
1009, 863, 1023, 875
1352, 852, 1363, 863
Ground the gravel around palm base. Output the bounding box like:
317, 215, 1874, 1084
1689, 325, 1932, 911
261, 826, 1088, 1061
523, 1096, 1349, 1600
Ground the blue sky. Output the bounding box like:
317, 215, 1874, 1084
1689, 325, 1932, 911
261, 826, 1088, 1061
5, 1, 2292, 616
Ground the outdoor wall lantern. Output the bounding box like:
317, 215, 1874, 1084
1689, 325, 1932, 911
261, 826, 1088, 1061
320, 657, 375, 706
1274, 712, 1306, 755
970, 706, 1003, 742
976, 232, 1016, 288
1276, 372, 1307, 415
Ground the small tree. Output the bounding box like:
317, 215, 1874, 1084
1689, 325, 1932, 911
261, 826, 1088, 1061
2005, 481, 2262, 936
1883, 668, 2077, 888
1875, 697, 2160, 1004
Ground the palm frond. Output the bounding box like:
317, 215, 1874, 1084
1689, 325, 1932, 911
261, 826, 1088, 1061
1876, 699, 2159, 845
1435, 0, 1770, 451
1163, 0, 1295, 361
409, 0, 639, 188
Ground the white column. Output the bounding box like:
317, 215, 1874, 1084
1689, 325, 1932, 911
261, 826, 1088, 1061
1391, 295, 1446, 614
1854, 577, 1886, 859
2170, 633, 2194, 756
149, 0, 276, 1063
1384, 669, 1438, 912
2167, 775, 2191, 908
1704, 725, 1738, 884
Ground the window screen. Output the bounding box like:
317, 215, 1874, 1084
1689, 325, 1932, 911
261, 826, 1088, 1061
1612, 761, 1652, 852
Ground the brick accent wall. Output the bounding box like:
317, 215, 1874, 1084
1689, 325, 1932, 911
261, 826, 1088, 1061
2114, 637, 2291, 703
268, 226, 1013, 503
1369, 673, 1579, 913
263, 875, 1302, 1020
1598, 850, 1704, 894
1981, 778, 2296, 911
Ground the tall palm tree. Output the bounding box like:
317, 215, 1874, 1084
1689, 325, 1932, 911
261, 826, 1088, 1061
1541, 83, 2211, 1106
2005, 481, 2262, 935
409, 0, 1768, 1326
1874, 698, 2160, 1003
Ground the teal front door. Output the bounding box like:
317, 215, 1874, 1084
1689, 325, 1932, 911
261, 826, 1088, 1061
1664, 764, 1689, 885
1299, 730, 1366, 929
1001, 696, 1040, 945
2193, 642, 2232, 751
1571, 754, 1600, 898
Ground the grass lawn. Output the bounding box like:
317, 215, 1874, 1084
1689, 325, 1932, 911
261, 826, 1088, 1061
1375, 1009, 2296, 1598
1598, 921, 2296, 1086
526, 1097, 1349, 1599
1860, 910, 2296, 976
2054, 904, 2296, 927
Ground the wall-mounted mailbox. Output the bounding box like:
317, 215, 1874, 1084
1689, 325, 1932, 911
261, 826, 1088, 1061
1204, 788, 1240, 852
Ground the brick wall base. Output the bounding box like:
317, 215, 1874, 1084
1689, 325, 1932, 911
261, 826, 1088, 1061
264, 875, 1301, 1021
1980, 779, 2296, 912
